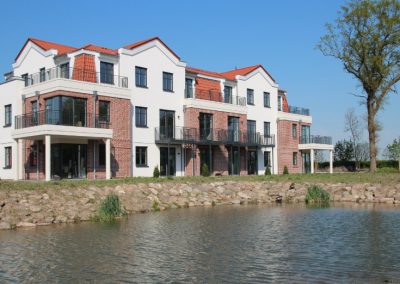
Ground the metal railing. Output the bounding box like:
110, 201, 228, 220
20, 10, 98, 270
300, 135, 332, 145
155, 127, 275, 146
190, 89, 247, 106
288, 105, 310, 116
15, 110, 110, 129
24, 66, 129, 88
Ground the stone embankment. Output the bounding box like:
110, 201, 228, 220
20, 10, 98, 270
1, 181, 400, 230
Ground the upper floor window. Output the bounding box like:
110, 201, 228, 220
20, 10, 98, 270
135, 66, 147, 87
292, 124, 297, 138
163, 72, 173, 92
4, 105, 12, 127
263, 92, 270, 108
264, 122, 271, 137
60, 63, 70, 79
22, 73, 29, 87
40, 68, 46, 83
278, 95, 283, 111
4, 146, 12, 169
247, 89, 254, 105
185, 78, 193, 98
99, 101, 110, 124
135, 106, 147, 127
100, 62, 114, 84
224, 86, 233, 104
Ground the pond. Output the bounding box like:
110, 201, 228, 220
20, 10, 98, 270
1, 204, 400, 283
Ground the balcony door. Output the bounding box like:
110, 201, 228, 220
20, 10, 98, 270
199, 113, 213, 140
301, 125, 310, 143
228, 116, 240, 142
159, 110, 175, 139
247, 120, 256, 143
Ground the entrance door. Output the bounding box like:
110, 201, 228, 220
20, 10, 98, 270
160, 110, 175, 139
228, 146, 240, 175
200, 147, 212, 174
247, 150, 258, 175
302, 152, 311, 173
160, 147, 176, 176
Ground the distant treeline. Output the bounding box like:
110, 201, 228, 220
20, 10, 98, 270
318, 160, 398, 171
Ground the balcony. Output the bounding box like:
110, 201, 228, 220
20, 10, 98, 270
23, 66, 129, 88
185, 89, 246, 106
155, 127, 275, 147
300, 135, 332, 145
288, 105, 310, 116
15, 110, 110, 130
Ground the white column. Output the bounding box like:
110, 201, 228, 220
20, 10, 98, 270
45, 135, 51, 181
106, 138, 111, 180
310, 149, 315, 174
329, 150, 333, 174
17, 139, 24, 180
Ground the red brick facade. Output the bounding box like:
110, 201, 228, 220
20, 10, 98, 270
195, 77, 222, 102
23, 90, 131, 180
72, 54, 97, 83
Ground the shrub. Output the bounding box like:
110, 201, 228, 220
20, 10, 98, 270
305, 185, 330, 205
98, 194, 124, 222
283, 166, 289, 175
152, 200, 160, 211
153, 166, 160, 178
201, 163, 210, 177
265, 167, 271, 175
377, 167, 399, 173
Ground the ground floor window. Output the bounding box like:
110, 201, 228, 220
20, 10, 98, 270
293, 152, 298, 166
264, 151, 271, 168
29, 144, 38, 167
99, 143, 106, 166
4, 146, 12, 168
136, 147, 147, 167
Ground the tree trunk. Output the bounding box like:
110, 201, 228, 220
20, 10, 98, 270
367, 99, 377, 172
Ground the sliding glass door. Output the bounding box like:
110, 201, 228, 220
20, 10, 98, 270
228, 116, 239, 142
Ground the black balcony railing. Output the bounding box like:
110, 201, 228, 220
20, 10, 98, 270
15, 110, 110, 130
24, 66, 129, 88
288, 105, 310, 116
155, 127, 275, 146
191, 89, 247, 106
300, 135, 332, 145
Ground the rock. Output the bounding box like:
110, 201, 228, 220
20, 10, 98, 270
203, 201, 212, 206
0, 222, 11, 230
42, 193, 49, 200
55, 216, 67, 223
16, 222, 36, 228
30, 205, 42, 213
231, 200, 241, 205
289, 183, 295, 189
238, 192, 249, 199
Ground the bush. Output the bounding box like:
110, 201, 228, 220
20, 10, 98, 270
265, 167, 271, 175
153, 166, 160, 178
201, 163, 210, 177
98, 194, 124, 222
305, 185, 330, 205
283, 166, 289, 175
377, 167, 399, 173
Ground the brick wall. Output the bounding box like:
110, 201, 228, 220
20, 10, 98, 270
195, 77, 222, 102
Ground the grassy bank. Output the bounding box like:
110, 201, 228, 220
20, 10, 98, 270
0, 172, 399, 191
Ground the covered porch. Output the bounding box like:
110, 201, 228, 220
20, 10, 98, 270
12, 125, 113, 181
299, 141, 334, 174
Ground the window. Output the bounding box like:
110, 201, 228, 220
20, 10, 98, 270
185, 78, 193, 98
199, 113, 213, 140
45, 96, 87, 126
247, 120, 256, 143
4, 147, 12, 169
278, 95, 282, 111
4, 105, 12, 127
293, 152, 298, 166
29, 145, 37, 167
135, 106, 147, 127
40, 67, 46, 82
264, 122, 271, 137
100, 62, 114, 84
247, 89, 254, 105
292, 124, 297, 138
99, 143, 105, 167
31, 101, 38, 125
263, 92, 270, 107
136, 147, 147, 167
224, 86, 233, 103
264, 151, 271, 168
99, 101, 110, 123
135, 66, 147, 87
22, 73, 29, 86
163, 72, 173, 92
59, 63, 70, 79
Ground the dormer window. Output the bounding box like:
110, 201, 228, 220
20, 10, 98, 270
185, 78, 193, 98
224, 86, 232, 103
278, 95, 283, 111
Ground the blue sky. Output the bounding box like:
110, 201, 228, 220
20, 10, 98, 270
1, 0, 399, 155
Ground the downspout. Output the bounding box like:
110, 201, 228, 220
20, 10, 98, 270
93, 91, 98, 179
35, 91, 40, 181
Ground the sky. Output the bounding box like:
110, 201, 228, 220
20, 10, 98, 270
0, 0, 399, 156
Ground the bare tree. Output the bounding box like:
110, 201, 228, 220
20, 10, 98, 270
317, 0, 400, 172
344, 108, 364, 169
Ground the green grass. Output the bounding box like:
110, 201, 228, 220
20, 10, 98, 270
97, 194, 124, 222
305, 185, 330, 205
0, 172, 399, 191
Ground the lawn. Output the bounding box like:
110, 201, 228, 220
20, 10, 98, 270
0, 171, 399, 191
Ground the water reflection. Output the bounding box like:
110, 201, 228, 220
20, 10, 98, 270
1, 204, 400, 283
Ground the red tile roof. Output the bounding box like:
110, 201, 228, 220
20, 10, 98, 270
221, 64, 275, 82
186, 66, 225, 79
78, 44, 118, 55
123, 36, 181, 60
15, 38, 77, 61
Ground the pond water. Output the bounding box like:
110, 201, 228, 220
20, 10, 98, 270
1, 204, 400, 283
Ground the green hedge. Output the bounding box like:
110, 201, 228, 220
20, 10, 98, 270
317, 160, 398, 170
